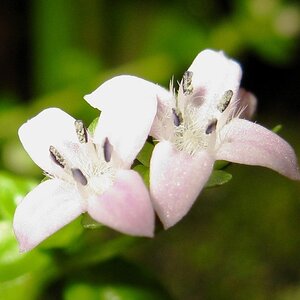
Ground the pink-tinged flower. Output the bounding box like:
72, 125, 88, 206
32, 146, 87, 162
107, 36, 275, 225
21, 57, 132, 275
14, 106, 155, 252
149, 49, 300, 228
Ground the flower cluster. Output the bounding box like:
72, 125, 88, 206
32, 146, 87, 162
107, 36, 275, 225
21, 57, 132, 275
14, 49, 300, 252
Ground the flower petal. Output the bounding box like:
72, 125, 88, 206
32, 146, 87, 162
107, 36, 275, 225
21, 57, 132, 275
13, 179, 84, 252
18, 108, 80, 174
237, 88, 257, 120
87, 170, 154, 237
150, 93, 176, 141
85, 75, 170, 167
216, 118, 300, 180
150, 141, 215, 229
187, 49, 242, 108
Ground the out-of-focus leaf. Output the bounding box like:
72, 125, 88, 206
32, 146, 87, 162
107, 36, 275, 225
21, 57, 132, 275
272, 124, 282, 133
64, 283, 170, 300
205, 170, 232, 188
133, 165, 149, 187
136, 141, 154, 167
39, 217, 84, 250
0, 220, 53, 300
88, 117, 100, 136
0, 172, 37, 220
214, 160, 230, 170
64, 283, 97, 300
0, 221, 50, 281
64, 236, 138, 270
63, 258, 172, 300
81, 213, 102, 230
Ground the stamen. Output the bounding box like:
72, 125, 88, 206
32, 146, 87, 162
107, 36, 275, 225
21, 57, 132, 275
182, 71, 193, 95
217, 90, 233, 112
75, 120, 88, 143
205, 119, 218, 134
71, 168, 88, 186
49, 146, 66, 168
103, 137, 113, 163
172, 108, 182, 126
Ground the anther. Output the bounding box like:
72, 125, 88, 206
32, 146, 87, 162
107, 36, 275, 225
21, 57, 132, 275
217, 90, 233, 112
49, 146, 66, 168
71, 168, 88, 186
103, 137, 113, 163
172, 108, 182, 126
205, 119, 218, 135
182, 71, 193, 95
75, 120, 88, 143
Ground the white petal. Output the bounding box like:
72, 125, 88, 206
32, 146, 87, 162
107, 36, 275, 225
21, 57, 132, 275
150, 93, 176, 141
237, 88, 257, 120
18, 108, 79, 174
187, 49, 242, 108
13, 179, 84, 252
86, 75, 170, 167
150, 141, 215, 229
216, 118, 300, 180
87, 170, 154, 237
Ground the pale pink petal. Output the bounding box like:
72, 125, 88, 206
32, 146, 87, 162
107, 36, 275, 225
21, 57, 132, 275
187, 49, 242, 108
87, 170, 154, 237
150, 81, 176, 140
150, 95, 176, 141
237, 88, 257, 120
216, 118, 300, 180
150, 141, 215, 229
18, 108, 80, 174
13, 179, 84, 252
85, 75, 171, 167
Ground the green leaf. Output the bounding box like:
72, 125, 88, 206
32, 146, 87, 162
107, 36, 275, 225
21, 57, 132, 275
133, 165, 150, 187
214, 160, 230, 170
88, 117, 100, 135
63, 258, 172, 300
136, 141, 154, 167
272, 124, 282, 133
63, 236, 138, 270
81, 213, 103, 230
0, 220, 53, 300
38, 217, 84, 250
65, 284, 170, 300
0, 172, 37, 220
205, 170, 232, 188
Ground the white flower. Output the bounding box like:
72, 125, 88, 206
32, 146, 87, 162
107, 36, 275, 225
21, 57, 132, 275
149, 49, 300, 228
14, 106, 155, 252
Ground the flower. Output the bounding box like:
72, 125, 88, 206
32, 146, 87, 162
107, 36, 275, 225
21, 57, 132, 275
14, 106, 155, 252
149, 49, 300, 228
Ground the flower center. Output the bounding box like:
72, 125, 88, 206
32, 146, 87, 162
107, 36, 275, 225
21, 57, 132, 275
170, 71, 233, 155
48, 120, 116, 196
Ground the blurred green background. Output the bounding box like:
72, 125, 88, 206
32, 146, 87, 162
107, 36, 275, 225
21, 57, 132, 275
0, 0, 300, 299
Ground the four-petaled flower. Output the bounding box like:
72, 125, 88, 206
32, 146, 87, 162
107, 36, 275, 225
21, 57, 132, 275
14, 106, 155, 252
148, 49, 300, 228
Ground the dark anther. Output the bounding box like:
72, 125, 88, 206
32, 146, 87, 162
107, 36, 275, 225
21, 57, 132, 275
75, 120, 88, 143
172, 108, 182, 126
217, 90, 233, 113
182, 71, 193, 95
103, 137, 113, 163
49, 146, 66, 168
205, 119, 218, 134
71, 168, 88, 186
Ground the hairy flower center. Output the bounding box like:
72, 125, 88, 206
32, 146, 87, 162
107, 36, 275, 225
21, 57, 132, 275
48, 120, 116, 197
170, 72, 233, 155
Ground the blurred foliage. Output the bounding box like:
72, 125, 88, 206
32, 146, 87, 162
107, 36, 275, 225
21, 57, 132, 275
0, 0, 300, 299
